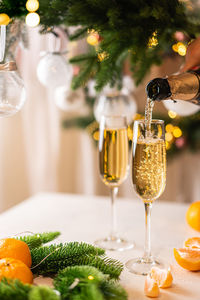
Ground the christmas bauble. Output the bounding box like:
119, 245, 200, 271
163, 99, 199, 116
94, 92, 137, 124
0, 62, 26, 117
54, 86, 90, 115
37, 52, 73, 89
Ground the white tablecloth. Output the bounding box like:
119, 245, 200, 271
0, 192, 199, 299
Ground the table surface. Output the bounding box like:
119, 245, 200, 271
0, 192, 199, 299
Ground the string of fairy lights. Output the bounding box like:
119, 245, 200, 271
87, 29, 188, 58
0, 13, 194, 153
86, 30, 186, 151
25, 0, 40, 27
0, 0, 40, 27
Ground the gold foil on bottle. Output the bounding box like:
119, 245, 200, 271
167, 72, 199, 102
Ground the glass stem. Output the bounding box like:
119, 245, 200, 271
110, 187, 118, 239
143, 202, 152, 260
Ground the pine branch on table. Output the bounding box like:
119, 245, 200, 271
54, 266, 127, 300
16, 231, 61, 250
0, 279, 60, 300
0, 279, 30, 300
30, 242, 122, 279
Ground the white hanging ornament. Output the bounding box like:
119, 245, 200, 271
37, 52, 73, 89
0, 61, 26, 117
0, 25, 26, 117
93, 77, 137, 124
163, 99, 199, 117
54, 86, 90, 116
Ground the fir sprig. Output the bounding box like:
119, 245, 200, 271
54, 266, 127, 300
100, 279, 128, 300
28, 285, 60, 300
16, 231, 61, 250
0, 231, 126, 299
0, 279, 30, 300
0, 279, 60, 300
31, 242, 122, 279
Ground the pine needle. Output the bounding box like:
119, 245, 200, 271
0, 279, 30, 300
16, 231, 61, 250
54, 266, 127, 300
30, 242, 122, 279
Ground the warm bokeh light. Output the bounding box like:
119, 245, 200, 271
98, 51, 108, 62
87, 32, 99, 46
148, 32, 158, 48
177, 43, 187, 56
172, 44, 178, 52
25, 12, 40, 27
88, 275, 94, 280
166, 141, 171, 150
26, 0, 39, 12
127, 126, 133, 140
173, 126, 182, 138
168, 110, 177, 119
93, 131, 99, 141
165, 132, 173, 142
165, 124, 174, 133
172, 42, 187, 56
0, 13, 10, 25
134, 113, 143, 120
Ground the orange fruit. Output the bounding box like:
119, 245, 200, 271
184, 237, 200, 249
174, 247, 200, 271
0, 258, 33, 284
144, 274, 160, 298
0, 238, 32, 268
150, 267, 173, 288
186, 201, 200, 231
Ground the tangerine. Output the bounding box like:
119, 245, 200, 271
144, 274, 160, 298
0, 257, 33, 284
0, 238, 32, 267
184, 237, 200, 249
150, 267, 173, 288
174, 247, 200, 271
186, 201, 200, 231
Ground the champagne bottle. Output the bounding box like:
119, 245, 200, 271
146, 69, 200, 105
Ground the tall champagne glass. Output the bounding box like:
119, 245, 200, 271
95, 115, 134, 251
126, 119, 166, 274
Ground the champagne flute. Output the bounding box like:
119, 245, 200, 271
95, 115, 134, 251
126, 119, 166, 274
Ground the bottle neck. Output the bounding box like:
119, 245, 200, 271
167, 72, 200, 104
146, 78, 171, 101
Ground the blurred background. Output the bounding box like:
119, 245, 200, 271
0, 24, 199, 213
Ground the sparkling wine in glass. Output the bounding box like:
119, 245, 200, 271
126, 119, 166, 274
95, 115, 134, 251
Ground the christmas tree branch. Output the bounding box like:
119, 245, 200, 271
31, 242, 123, 279
1, 0, 200, 89
54, 266, 127, 300
0, 279, 60, 300
16, 231, 61, 250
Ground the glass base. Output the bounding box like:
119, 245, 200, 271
126, 256, 163, 275
95, 236, 134, 251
